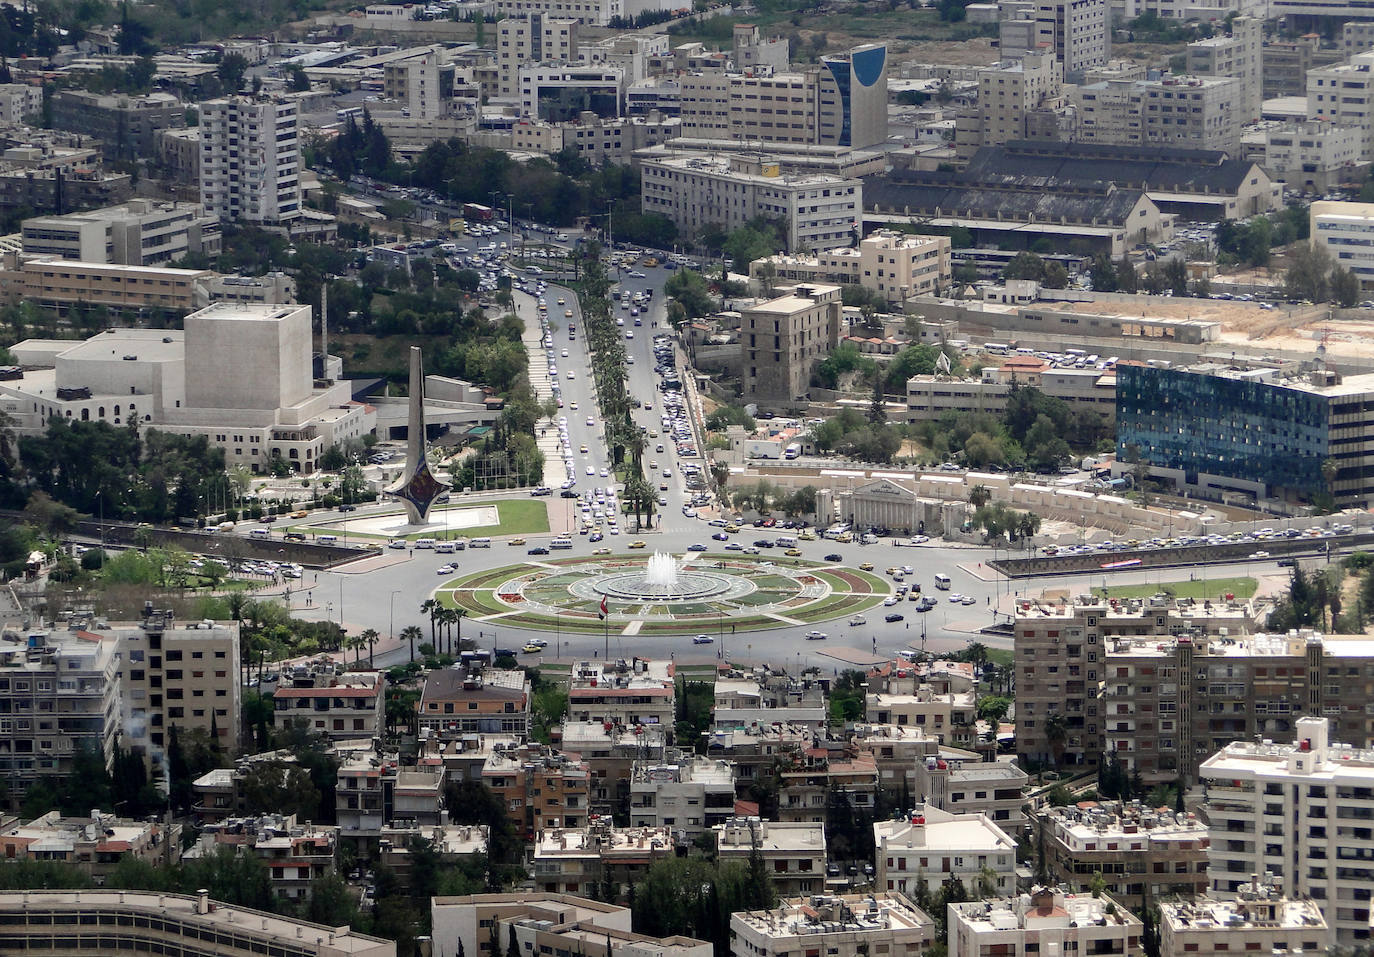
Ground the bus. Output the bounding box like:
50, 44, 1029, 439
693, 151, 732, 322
463, 203, 495, 222
336, 107, 363, 121
984, 342, 1010, 355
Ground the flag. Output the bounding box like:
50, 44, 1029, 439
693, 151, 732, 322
599, 595, 608, 620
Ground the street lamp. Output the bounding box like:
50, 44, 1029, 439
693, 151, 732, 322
390, 589, 402, 656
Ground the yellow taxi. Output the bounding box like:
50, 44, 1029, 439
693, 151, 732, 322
724, 523, 741, 533
785, 548, 803, 557
859, 562, 875, 571
557, 297, 566, 305
509, 537, 527, 546
629, 540, 647, 549
290, 509, 308, 519
798, 531, 817, 541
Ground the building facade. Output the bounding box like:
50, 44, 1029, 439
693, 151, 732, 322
1312, 199, 1374, 288
873, 805, 1017, 898
1159, 887, 1329, 957
713, 818, 827, 897
948, 887, 1143, 957
497, 16, 579, 98
50, 90, 185, 162
21, 200, 220, 266
750, 231, 951, 303
200, 96, 302, 226
740, 283, 842, 404
730, 894, 934, 957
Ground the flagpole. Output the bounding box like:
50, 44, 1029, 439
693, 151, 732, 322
603, 602, 610, 661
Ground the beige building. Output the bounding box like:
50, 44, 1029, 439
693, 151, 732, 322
555, 720, 668, 816
713, 818, 827, 897
1159, 886, 1328, 957
502, 111, 679, 166
3, 258, 211, 315
532, 822, 675, 896
567, 657, 674, 730
712, 671, 828, 731
628, 755, 735, 840
0, 810, 180, 879
740, 283, 842, 404
851, 723, 942, 795
50, 89, 185, 162
0, 83, 43, 126
431, 894, 705, 957
1265, 120, 1363, 193
1312, 200, 1374, 289
914, 754, 1028, 832
864, 686, 977, 747
1199, 716, 1363, 947
730, 893, 934, 957
750, 231, 951, 303
273, 671, 384, 743
873, 804, 1017, 898
497, 16, 578, 98
948, 887, 1143, 957
0, 891, 393, 957
1074, 74, 1242, 154
1034, 800, 1209, 911
1308, 51, 1374, 161
905, 361, 1117, 425
971, 53, 1064, 155
641, 153, 862, 254
1185, 16, 1262, 122
200, 95, 301, 226
21, 200, 220, 266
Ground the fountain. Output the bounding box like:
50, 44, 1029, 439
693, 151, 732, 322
644, 551, 679, 588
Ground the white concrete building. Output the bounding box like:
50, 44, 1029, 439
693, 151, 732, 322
873, 804, 1017, 898
1199, 716, 1363, 948
1312, 200, 1374, 288
1308, 51, 1374, 162
948, 887, 1143, 957
1159, 886, 1329, 957
1185, 16, 1262, 123
431, 894, 632, 957
713, 818, 827, 897
628, 756, 735, 841
750, 231, 951, 302
1034, 0, 1110, 80
497, 16, 579, 98
200, 96, 301, 226
1265, 121, 1363, 193
520, 65, 623, 122
21, 200, 220, 266
730, 894, 934, 957
973, 53, 1064, 154
641, 153, 860, 254
492, 0, 679, 26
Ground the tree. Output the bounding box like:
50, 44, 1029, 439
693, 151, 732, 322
216, 53, 249, 93
1042, 261, 1069, 289
1044, 712, 1068, 769
360, 628, 379, 666
1285, 241, 1333, 302
867, 369, 887, 425
400, 625, 422, 663
1089, 254, 1117, 293
286, 65, 311, 92
664, 269, 715, 321
968, 485, 992, 509
977, 695, 1012, 725
1116, 254, 1138, 293
1003, 252, 1046, 282
1332, 265, 1361, 308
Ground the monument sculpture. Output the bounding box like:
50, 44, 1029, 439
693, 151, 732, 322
385, 346, 450, 525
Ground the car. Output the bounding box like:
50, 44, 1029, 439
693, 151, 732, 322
436, 564, 456, 574
258, 515, 275, 524
824, 553, 843, 562
743, 545, 761, 554
580, 444, 589, 453
724, 542, 744, 551
593, 546, 612, 555
948, 593, 964, 603
805, 630, 827, 640
858, 562, 874, 571
693, 634, 714, 644
567, 371, 576, 379
564, 309, 573, 318
883, 596, 900, 606
628, 270, 647, 278
849, 614, 866, 626
290, 509, 308, 519
339, 504, 357, 512
528, 546, 550, 555
521, 643, 544, 654
785, 548, 803, 556
961, 595, 977, 605
388, 539, 407, 549
688, 543, 708, 551
629, 541, 647, 549
586, 466, 595, 475
712, 532, 731, 542
509, 538, 527, 546
885, 613, 905, 623
586, 417, 595, 426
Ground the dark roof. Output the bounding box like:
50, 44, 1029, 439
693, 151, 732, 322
421, 669, 527, 702
964, 141, 1261, 195
863, 169, 1147, 227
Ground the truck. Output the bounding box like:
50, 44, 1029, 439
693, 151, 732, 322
463, 203, 495, 222
783, 442, 801, 460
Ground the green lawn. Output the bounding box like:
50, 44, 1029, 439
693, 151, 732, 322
1092, 577, 1258, 602
462, 499, 551, 538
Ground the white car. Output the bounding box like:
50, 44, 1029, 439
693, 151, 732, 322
567, 371, 575, 379
692, 634, 714, 644
628, 270, 647, 278
436, 564, 456, 575
883, 596, 900, 606
586, 465, 595, 475
561, 349, 569, 357
586, 417, 595, 426
804, 630, 827, 641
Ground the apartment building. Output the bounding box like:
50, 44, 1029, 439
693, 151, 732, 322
0, 83, 42, 126
2, 258, 211, 315
1072, 74, 1242, 153
533, 822, 676, 896
566, 657, 674, 729
497, 16, 578, 98
555, 721, 667, 816
750, 231, 951, 303
491, 0, 677, 26
948, 887, 1143, 957
730, 893, 934, 957
0, 891, 394, 957
713, 818, 827, 897
914, 754, 1029, 832
199, 95, 301, 226
272, 672, 384, 743
335, 747, 418, 839
1102, 630, 1374, 788
629, 756, 735, 840
778, 749, 879, 824
0, 625, 120, 786
1159, 884, 1328, 957
641, 153, 862, 255
732, 24, 789, 73
972, 53, 1065, 155
483, 743, 590, 832
701, 724, 813, 798
1308, 51, 1374, 162
1265, 120, 1363, 193
1117, 362, 1374, 507
1263, 36, 1320, 99
1312, 200, 1374, 289
21, 200, 220, 266
1200, 716, 1366, 947
1185, 16, 1262, 122
188, 814, 335, 903
873, 805, 1017, 898
739, 282, 843, 404
865, 664, 977, 747
0, 165, 132, 216
1034, 800, 1210, 911
119, 606, 239, 764
1015, 594, 1263, 770
50, 90, 185, 162
1024, 0, 1110, 79
418, 665, 531, 740
0, 810, 180, 879
712, 670, 829, 731
850, 724, 941, 796
504, 111, 679, 165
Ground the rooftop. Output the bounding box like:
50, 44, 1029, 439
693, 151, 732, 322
534, 823, 676, 857
873, 805, 1016, 853
1160, 890, 1327, 934
43, 328, 186, 365
951, 888, 1142, 934
184, 302, 305, 323
715, 818, 825, 853
1040, 801, 1208, 851
732, 893, 933, 940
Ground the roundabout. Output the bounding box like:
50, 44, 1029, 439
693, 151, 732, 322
437, 551, 892, 637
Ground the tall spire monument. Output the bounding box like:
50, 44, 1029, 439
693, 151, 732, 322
385, 346, 450, 525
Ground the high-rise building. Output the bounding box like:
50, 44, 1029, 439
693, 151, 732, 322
199, 96, 301, 226
739, 282, 843, 404
497, 16, 579, 98
1035, 0, 1110, 80
1185, 16, 1262, 122
1308, 50, 1374, 161
1199, 716, 1363, 948
967, 53, 1064, 157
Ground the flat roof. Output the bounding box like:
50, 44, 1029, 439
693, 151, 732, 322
185, 302, 305, 322
55, 328, 185, 363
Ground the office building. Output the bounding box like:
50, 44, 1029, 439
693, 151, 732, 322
1263, 36, 1319, 99
641, 153, 861, 255
491, 0, 680, 26
1015, 594, 1262, 771
532, 822, 675, 895
1159, 885, 1328, 957
497, 16, 579, 98
713, 818, 827, 897
1, 258, 211, 315
418, 665, 531, 739
0, 625, 120, 787
0, 165, 132, 216
1199, 716, 1364, 947
1074, 74, 1242, 154
500, 112, 680, 167
1185, 16, 1262, 122
905, 362, 1117, 424
628, 755, 735, 841
1312, 199, 1374, 288
1034, 800, 1210, 911
520, 65, 623, 122
872, 804, 1017, 898
566, 657, 674, 729
749, 231, 951, 303
21, 200, 220, 266
0, 891, 393, 957
1308, 51, 1374, 161
967, 53, 1065, 155
50, 90, 185, 162
1265, 121, 1363, 193
739, 283, 843, 404
1116, 361, 1374, 508
730, 893, 934, 957
200, 96, 302, 226
948, 887, 1143, 957
272, 672, 384, 743
0, 810, 180, 879
1033, 0, 1110, 80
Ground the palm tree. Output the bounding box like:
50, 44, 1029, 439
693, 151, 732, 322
969, 485, 992, 509
345, 632, 366, 664
1044, 712, 1069, 771
400, 625, 422, 663
436, 607, 457, 656
360, 628, 379, 666
420, 598, 439, 646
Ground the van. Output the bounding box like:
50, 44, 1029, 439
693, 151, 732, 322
416, 538, 436, 549
452, 538, 468, 550
934, 573, 952, 590
860, 533, 880, 545
776, 535, 798, 548
317, 534, 338, 545
250, 528, 270, 539
436, 542, 455, 554
550, 537, 573, 549
470, 537, 492, 548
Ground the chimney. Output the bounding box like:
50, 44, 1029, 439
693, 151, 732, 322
197, 889, 209, 915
